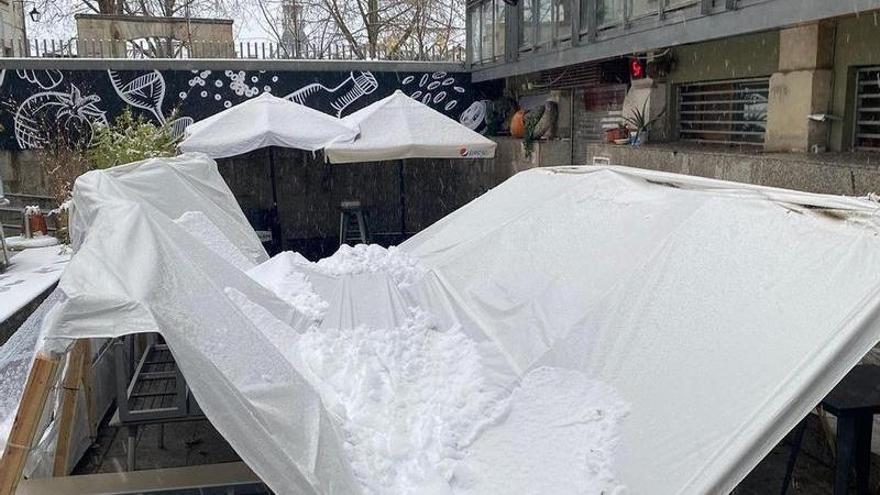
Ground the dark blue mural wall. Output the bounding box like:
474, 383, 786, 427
0, 67, 490, 150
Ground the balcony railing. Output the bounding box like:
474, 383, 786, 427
0, 37, 466, 62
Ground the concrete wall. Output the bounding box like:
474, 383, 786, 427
583, 142, 880, 196
667, 31, 780, 85
830, 14, 880, 151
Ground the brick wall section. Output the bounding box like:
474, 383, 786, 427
572, 85, 628, 165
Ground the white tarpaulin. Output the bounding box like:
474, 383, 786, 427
7, 157, 880, 494
324, 90, 496, 163
178, 93, 359, 158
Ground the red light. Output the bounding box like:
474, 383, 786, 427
630, 59, 645, 79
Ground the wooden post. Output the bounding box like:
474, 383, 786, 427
52, 341, 87, 476
81, 340, 96, 440
0, 352, 61, 495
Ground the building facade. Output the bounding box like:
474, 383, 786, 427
467, 0, 880, 195
0, 0, 26, 56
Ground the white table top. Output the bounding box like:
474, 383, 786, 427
0, 246, 70, 325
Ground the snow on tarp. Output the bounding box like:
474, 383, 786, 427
401, 165, 880, 494
34, 154, 362, 493
178, 92, 360, 159
10, 156, 880, 494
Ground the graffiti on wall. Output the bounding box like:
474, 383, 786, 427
0, 67, 485, 151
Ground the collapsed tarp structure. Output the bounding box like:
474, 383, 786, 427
4, 156, 880, 494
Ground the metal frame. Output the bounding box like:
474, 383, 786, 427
853, 66, 880, 152
676, 76, 770, 146
471, 0, 880, 81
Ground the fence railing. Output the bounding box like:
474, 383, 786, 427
0, 37, 466, 62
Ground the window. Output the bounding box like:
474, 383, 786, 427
678, 78, 770, 146
555, 0, 571, 41
481, 1, 494, 62
597, 0, 625, 26
537, 0, 553, 45
495, 0, 506, 58
468, 0, 506, 65
520, 0, 534, 48
468, 6, 480, 63
855, 67, 880, 151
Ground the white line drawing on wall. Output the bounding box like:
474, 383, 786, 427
14, 84, 108, 149
0, 70, 5, 89
401, 71, 466, 115
109, 69, 193, 140
109, 70, 167, 123
285, 71, 378, 117
16, 69, 64, 90
459, 100, 488, 132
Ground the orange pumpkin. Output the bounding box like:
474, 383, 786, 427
510, 109, 526, 138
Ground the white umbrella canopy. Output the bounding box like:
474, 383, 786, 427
324, 90, 497, 163
179, 92, 360, 159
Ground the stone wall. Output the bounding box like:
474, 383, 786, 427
582, 142, 880, 196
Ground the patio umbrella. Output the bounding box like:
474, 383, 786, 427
179, 93, 359, 249
324, 90, 496, 235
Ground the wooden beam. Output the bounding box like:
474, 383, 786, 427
81, 340, 96, 441
52, 342, 87, 477
0, 352, 61, 495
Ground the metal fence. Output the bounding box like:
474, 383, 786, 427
0, 37, 466, 62
855, 66, 880, 151
677, 77, 770, 146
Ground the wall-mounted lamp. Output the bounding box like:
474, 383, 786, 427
28, 6, 41, 22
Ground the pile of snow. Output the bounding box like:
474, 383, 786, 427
247, 252, 328, 322
296, 309, 508, 495
236, 246, 629, 494
451, 367, 629, 495
313, 244, 426, 287
174, 211, 253, 271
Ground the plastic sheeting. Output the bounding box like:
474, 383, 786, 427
324, 91, 496, 163
178, 93, 359, 159
41, 154, 362, 494
401, 166, 880, 494
10, 158, 880, 494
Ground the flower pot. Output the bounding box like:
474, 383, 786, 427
635, 130, 648, 146
510, 109, 527, 139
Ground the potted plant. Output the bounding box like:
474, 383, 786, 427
622, 100, 665, 145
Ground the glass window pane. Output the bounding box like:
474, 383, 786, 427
537, 0, 553, 44
555, 0, 571, 39
520, 0, 534, 48
631, 0, 658, 17
579, 0, 590, 33
469, 8, 480, 63
495, 0, 506, 57
597, 0, 624, 25
481, 1, 494, 61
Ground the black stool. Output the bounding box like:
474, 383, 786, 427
782, 364, 880, 494
339, 201, 369, 246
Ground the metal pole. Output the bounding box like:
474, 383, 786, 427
268, 148, 282, 251
398, 159, 406, 236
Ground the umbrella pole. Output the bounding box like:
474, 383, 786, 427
268, 148, 281, 251
399, 159, 406, 237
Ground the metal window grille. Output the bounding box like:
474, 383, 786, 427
678, 77, 769, 146
855, 67, 880, 151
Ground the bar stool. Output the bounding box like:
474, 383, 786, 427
339, 201, 369, 246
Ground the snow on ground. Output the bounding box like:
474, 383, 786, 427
0, 246, 70, 325
246, 252, 328, 322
